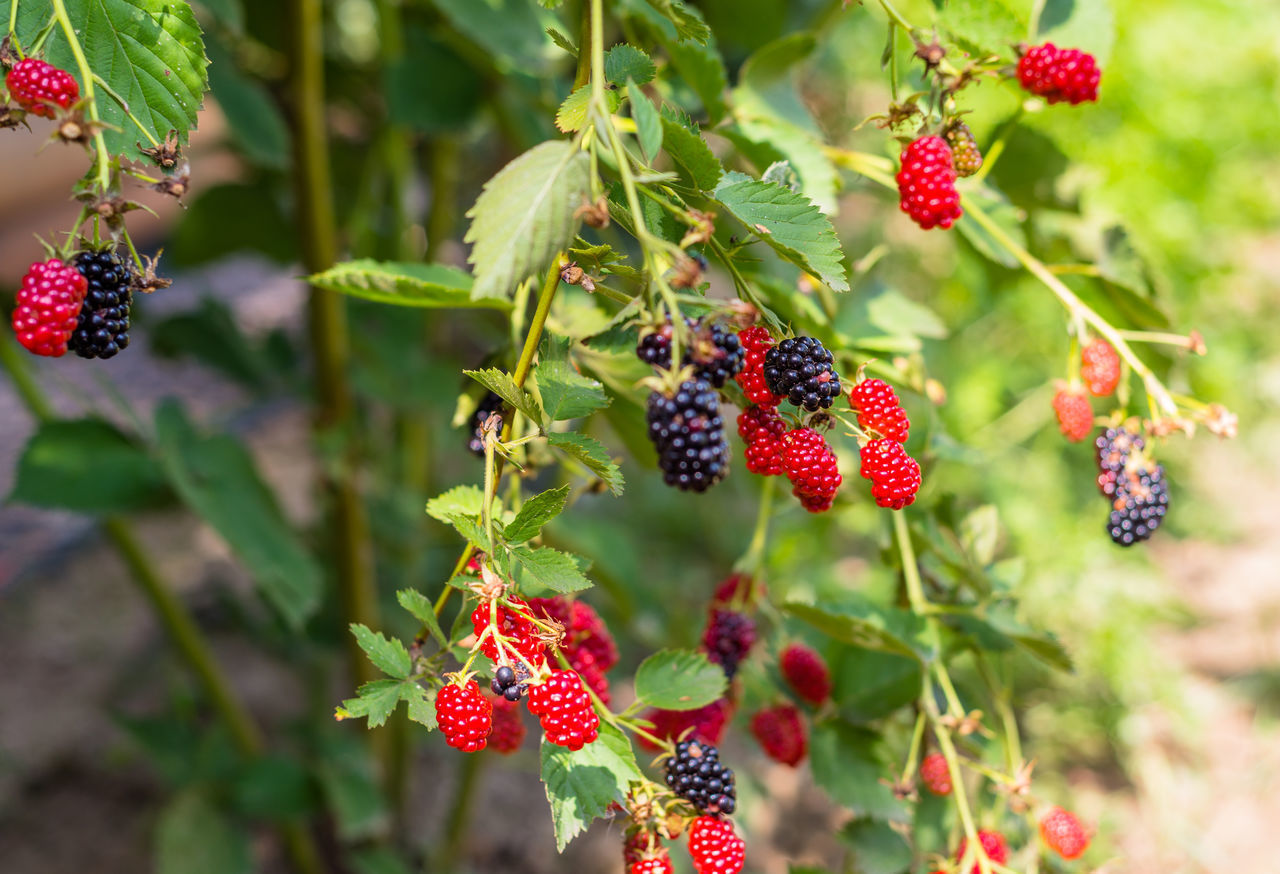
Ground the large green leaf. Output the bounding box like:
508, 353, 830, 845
464, 140, 590, 299
8, 0, 209, 162
155, 791, 252, 874
308, 260, 509, 310
634, 649, 726, 710
606, 45, 656, 86
425, 485, 485, 523
783, 596, 925, 661
541, 723, 643, 850
396, 589, 448, 647
464, 367, 543, 423
839, 818, 911, 874
9, 419, 171, 513
809, 723, 908, 823
714, 179, 849, 291
154, 401, 322, 629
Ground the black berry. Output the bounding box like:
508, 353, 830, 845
763, 336, 841, 411
69, 250, 131, 360
665, 739, 737, 815
636, 318, 745, 388
702, 609, 757, 679
1094, 426, 1144, 497
468, 391, 504, 456
645, 378, 729, 492
1107, 462, 1170, 546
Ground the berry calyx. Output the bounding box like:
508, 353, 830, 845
1080, 338, 1121, 396
435, 678, 493, 753
665, 739, 737, 815
687, 816, 746, 874
763, 336, 842, 411
1052, 387, 1094, 443
11, 259, 87, 357
69, 250, 132, 360
749, 704, 807, 766
1040, 806, 1089, 860
702, 608, 757, 680
487, 694, 526, 754
849, 378, 910, 443
858, 438, 922, 509
5, 58, 79, 118
646, 378, 730, 492
1017, 43, 1101, 106
527, 669, 599, 750
945, 121, 983, 178
956, 830, 1009, 874
781, 428, 842, 512
779, 643, 831, 705
897, 136, 962, 230
735, 326, 782, 407
919, 752, 952, 796
471, 596, 547, 669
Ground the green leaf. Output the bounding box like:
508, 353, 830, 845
505, 485, 570, 544
642, 0, 709, 44
432, 0, 557, 72
628, 81, 663, 164
834, 648, 922, 724
660, 118, 723, 190
541, 723, 643, 850
446, 513, 491, 552
513, 545, 592, 593
6, 0, 209, 162
154, 401, 322, 629
606, 45, 657, 86
315, 737, 389, 840
535, 359, 610, 421
958, 504, 1000, 566
546, 26, 577, 54
426, 485, 485, 523
939, 0, 1027, 56
339, 679, 410, 729
350, 624, 411, 679
634, 650, 726, 710
404, 684, 437, 730
556, 84, 620, 133
731, 117, 839, 213
809, 723, 908, 823
783, 596, 924, 661
206, 41, 287, 168
839, 818, 911, 874
546, 431, 625, 495
396, 589, 448, 647
464, 367, 543, 423
308, 260, 509, 310
464, 140, 590, 300
866, 289, 949, 340
956, 184, 1027, 269
714, 179, 849, 291
9, 419, 171, 513
156, 792, 252, 874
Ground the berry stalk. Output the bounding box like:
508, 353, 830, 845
50, 0, 110, 190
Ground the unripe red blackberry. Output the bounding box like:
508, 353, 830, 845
11, 259, 87, 357
5, 58, 79, 118
1080, 338, 1121, 396
702, 608, 756, 679
897, 136, 962, 230
687, 816, 746, 874
637, 317, 745, 387
471, 597, 547, 669
781, 427, 842, 511
646, 378, 729, 492
1052, 387, 1094, 442
665, 739, 737, 815
568, 599, 618, 670
738, 405, 787, 476
568, 646, 612, 706
69, 250, 131, 359
779, 643, 831, 704
638, 699, 733, 752
919, 752, 952, 795
1017, 42, 1100, 105
735, 326, 782, 407
763, 336, 842, 411
435, 679, 493, 752
527, 669, 599, 750
487, 694, 526, 754
749, 704, 807, 766
859, 438, 922, 509
1040, 806, 1090, 860
956, 830, 1009, 874
1107, 461, 1169, 546
630, 853, 674, 874
849, 378, 910, 443
467, 391, 503, 456
945, 122, 983, 178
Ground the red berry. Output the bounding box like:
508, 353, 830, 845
630, 854, 674, 874
623, 831, 651, 868
702, 608, 757, 679
779, 643, 831, 704
1017, 43, 1100, 105
637, 698, 733, 752
897, 136, 962, 230
487, 694, 526, 754
527, 669, 599, 750
687, 816, 746, 874
849, 378, 910, 443
919, 752, 952, 795
749, 704, 807, 766
858, 439, 922, 509
1080, 338, 1121, 396
5, 58, 79, 118
738, 406, 787, 476
435, 679, 493, 752
735, 326, 782, 407
569, 645, 612, 706
568, 599, 618, 670
11, 259, 87, 357
956, 830, 1009, 874
781, 428, 842, 512
471, 597, 546, 668
712, 574, 761, 608
1052, 387, 1094, 442
1040, 806, 1090, 860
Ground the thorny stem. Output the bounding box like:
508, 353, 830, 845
878, 0, 915, 33
50, 0, 110, 190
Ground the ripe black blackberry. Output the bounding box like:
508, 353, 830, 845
69, 250, 131, 359
490, 663, 531, 701
763, 336, 841, 411
665, 739, 736, 815
645, 378, 729, 492
1107, 463, 1170, 546
1094, 426, 1144, 496
635, 318, 745, 388
468, 391, 504, 456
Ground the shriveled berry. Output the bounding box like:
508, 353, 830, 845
1080, 338, 1121, 396
763, 336, 842, 411
1040, 806, 1089, 860
849, 378, 910, 443
527, 669, 599, 750
781, 428, 842, 511
435, 679, 493, 753
666, 740, 737, 815
780, 643, 831, 705
687, 816, 746, 874
859, 438, 922, 509
1017, 42, 1100, 105
646, 378, 729, 492
638, 698, 733, 752
919, 752, 952, 796
11, 259, 87, 357
6, 58, 79, 118
1053, 387, 1093, 442
749, 704, 807, 766
946, 122, 983, 178
735, 326, 782, 407
956, 830, 1009, 874
488, 694, 526, 754
897, 136, 962, 230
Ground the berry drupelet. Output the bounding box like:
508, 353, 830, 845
1040, 806, 1090, 860
945, 122, 983, 178
1053, 387, 1094, 442
487, 694, 526, 753
859, 438, 922, 509
636, 318, 745, 387
956, 830, 1009, 874
763, 336, 842, 411
1094, 426, 1144, 497
665, 739, 736, 815
735, 326, 782, 407
69, 250, 131, 360
1080, 338, 1121, 396
897, 136, 962, 230
1107, 461, 1170, 546
646, 378, 729, 492
527, 669, 599, 750
781, 427, 842, 512
749, 704, 807, 766
849, 378, 910, 443
435, 679, 494, 752
919, 752, 953, 795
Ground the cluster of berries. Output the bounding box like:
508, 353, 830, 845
624, 816, 745, 874
1095, 426, 1169, 546
1053, 338, 1120, 442
930, 808, 1089, 873
851, 377, 923, 509
528, 595, 618, 704
747, 643, 832, 767
11, 251, 133, 360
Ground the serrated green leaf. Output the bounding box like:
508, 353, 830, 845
464, 367, 543, 423
465, 141, 589, 299
308, 260, 508, 309
628, 81, 663, 164
634, 650, 726, 710
535, 359, 610, 421
556, 84, 619, 133
732, 116, 839, 213
426, 485, 485, 523
446, 514, 490, 552
541, 723, 643, 850
642, 0, 709, 44
9, 419, 172, 513
546, 26, 577, 54
6, 0, 209, 162
810, 723, 909, 823
660, 119, 722, 190
155, 791, 252, 874
350, 624, 411, 679
666, 36, 728, 124
513, 545, 592, 593
939, 0, 1027, 55
396, 589, 448, 647
546, 431, 625, 495
505, 485, 570, 544
339, 679, 410, 729
839, 818, 911, 874
606, 45, 656, 86
404, 685, 437, 730
784, 597, 925, 661
714, 179, 849, 291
